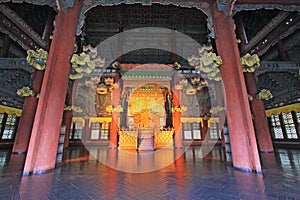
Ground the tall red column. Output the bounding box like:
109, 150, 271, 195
12, 71, 44, 153
235, 14, 273, 153
12, 10, 55, 154
23, 0, 83, 175
210, 3, 261, 172
173, 77, 182, 148
244, 73, 274, 152
110, 72, 120, 148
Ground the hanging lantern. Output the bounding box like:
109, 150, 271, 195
241, 53, 260, 73
26, 49, 48, 70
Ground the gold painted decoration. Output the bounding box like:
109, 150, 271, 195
69, 73, 83, 80
64, 105, 83, 113
112, 61, 120, 69
172, 105, 187, 113
69, 44, 105, 80
71, 52, 90, 65
96, 83, 108, 94
210, 106, 225, 114
188, 45, 222, 81
16, 86, 35, 97
88, 117, 112, 127
113, 105, 123, 113
113, 83, 119, 89
248, 94, 253, 101
83, 44, 97, 59
104, 77, 114, 85
26, 48, 48, 70
256, 89, 273, 100
94, 56, 105, 67
241, 53, 260, 73
173, 62, 181, 70
106, 105, 113, 113
85, 77, 100, 90
265, 103, 300, 117
0, 105, 22, 117
105, 105, 123, 113
72, 117, 85, 127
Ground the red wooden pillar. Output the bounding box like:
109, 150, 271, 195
23, 0, 83, 175
110, 72, 120, 148
210, 3, 261, 172
235, 13, 273, 153
12, 10, 55, 154
244, 73, 274, 152
173, 76, 182, 148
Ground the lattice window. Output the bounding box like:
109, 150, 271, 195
296, 112, 300, 124
270, 115, 284, 139
183, 123, 192, 140
282, 113, 297, 139
70, 122, 83, 140
74, 122, 83, 139
2, 114, 17, 140
209, 122, 220, 140
90, 122, 110, 140
192, 123, 201, 139
0, 113, 4, 132
100, 123, 110, 140
182, 123, 201, 140
91, 122, 100, 140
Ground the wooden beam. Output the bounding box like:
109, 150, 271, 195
0, 4, 47, 51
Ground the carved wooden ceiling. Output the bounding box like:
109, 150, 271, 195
0, 1, 299, 109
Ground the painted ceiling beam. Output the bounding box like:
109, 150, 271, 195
255, 61, 300, 77
0, 58, 33, 73
0, 4, 47, 51
241, 11, 300, 56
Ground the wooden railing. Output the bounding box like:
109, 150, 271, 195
118, 128, 174, 150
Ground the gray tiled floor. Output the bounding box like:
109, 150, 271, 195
0, 146, 300, 200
